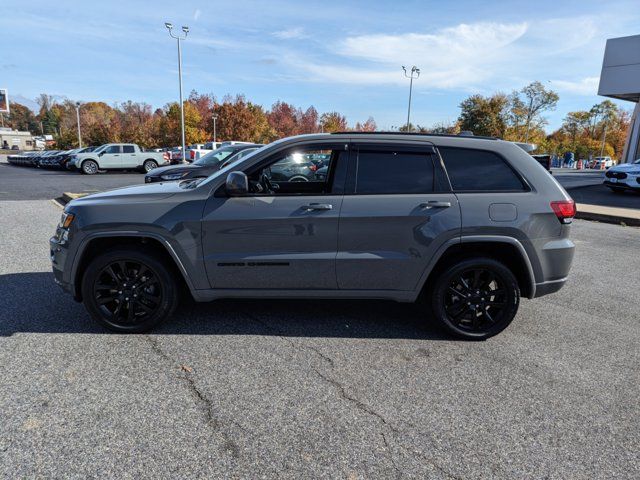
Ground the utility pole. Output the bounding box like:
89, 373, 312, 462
75, 102, 82, 147
599, 124, 607, 159
402, 66, 420, 132
165, 22, 189, 163
212, 113, 218, 143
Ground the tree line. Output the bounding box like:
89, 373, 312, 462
3, 82, 631, 159
3, 92, 376, 149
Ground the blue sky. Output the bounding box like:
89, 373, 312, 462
2, 0, 638, 130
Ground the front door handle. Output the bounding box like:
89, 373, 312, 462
303, 203, 333, 211
419, 201, 451, 209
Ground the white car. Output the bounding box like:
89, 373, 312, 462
592, 156, 614, 169
70, 143, 170, 174
603, 158, 640, 193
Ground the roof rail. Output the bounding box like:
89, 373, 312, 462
329, 131, 499, 140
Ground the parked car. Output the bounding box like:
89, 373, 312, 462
603, 158, 640, 193
144, 144, 263, 183
7, 150, 43, 167
68, 144, 170, 174
591, 156, 614, 169
52, 132, 575, 338
187, 141, 255, 162
39, 147, 97, 169
531, 154, 552, 172
167, 147, 183, 164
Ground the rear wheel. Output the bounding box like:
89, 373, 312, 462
81, 248, 178, 333
143, 159, 158, 173
429, 258, 520, 340
81, 160, 99, 175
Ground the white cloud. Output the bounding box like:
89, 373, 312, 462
273, 27, 307, 40
194, 9, 201, 21
293, 22, 528, 89
550, 77, 600, 96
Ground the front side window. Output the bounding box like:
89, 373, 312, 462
439, 147, 526, 192
250, 147, 346, 195
104, 145, 121, 154
354, 149, 434, 194
122, 145, 135, 153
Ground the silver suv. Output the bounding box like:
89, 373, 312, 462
50, 133, 576, 339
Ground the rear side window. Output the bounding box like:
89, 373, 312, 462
439, 147, 526, 192
355, 149, 434, 194
122, 145, 135, 153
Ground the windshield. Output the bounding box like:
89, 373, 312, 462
93, 145, 108, 154
193, 146, 240, 166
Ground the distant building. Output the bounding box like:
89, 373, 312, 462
598, 34, 640, 164
0, 127, 36, 150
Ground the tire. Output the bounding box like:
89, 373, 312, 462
81, 160, 99, 175
81, 248, 179, 333
429, 257, 520, 340
609, 187, 625, 194
143, 159, 158, 173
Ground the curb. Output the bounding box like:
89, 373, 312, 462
575, 209, 640, 227
61, 192, 90, 205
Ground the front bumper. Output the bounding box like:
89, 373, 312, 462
604, 178, 640, 190
50, 235, 74, 296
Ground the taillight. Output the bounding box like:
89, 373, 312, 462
550, 200, 576, 224
308, 164, 317, 172
190, 150, 195, 160
163, 152, 169, 160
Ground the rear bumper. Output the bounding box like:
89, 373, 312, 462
534, 278, 567, 298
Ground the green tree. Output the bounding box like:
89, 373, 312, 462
458, 94, 509, 137
519, 81, 559, 143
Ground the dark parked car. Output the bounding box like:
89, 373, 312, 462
52, 132, 575, 339
144, 144, 262, 183
531, 154, 552, 172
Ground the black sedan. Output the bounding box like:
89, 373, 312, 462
144, 144, 263, 183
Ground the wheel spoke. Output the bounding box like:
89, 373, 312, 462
97, 295, 117, 305
446, 301, 468, 321
448, 286, 467, 298
472, 269, 482, 289
484, 308, 496, 324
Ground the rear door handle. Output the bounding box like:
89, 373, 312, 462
419, 201, 451, 209
303, 203, 333, 211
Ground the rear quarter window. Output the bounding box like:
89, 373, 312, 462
438, 147, 526, 192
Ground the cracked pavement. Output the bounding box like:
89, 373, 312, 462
0, 199, 639, 478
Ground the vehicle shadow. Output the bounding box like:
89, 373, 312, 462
0, 272, 450, 340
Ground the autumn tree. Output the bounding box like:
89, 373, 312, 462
354, 117, 377, 132
298, 106, 319, 134
5, 102, 39, 132
518, 81, 559, 143
268, 101, 299, 138
320, 112, 347, 133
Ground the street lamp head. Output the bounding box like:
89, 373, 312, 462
75, 101, 81, 108
165, 22, 173, 30
402, 66, 407, 73
182, 26, 189, 34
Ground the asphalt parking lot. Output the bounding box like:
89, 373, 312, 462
0, 162, 639, 478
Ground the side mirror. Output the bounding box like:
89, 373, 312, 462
226, 171, 248, 196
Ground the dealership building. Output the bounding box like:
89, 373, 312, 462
598, 34, 640, 164
0, 127, 36, 150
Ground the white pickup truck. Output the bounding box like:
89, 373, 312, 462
186, 141, 253, 162
69, 143, 170, 175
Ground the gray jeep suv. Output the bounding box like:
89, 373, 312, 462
50, 133, 575, 339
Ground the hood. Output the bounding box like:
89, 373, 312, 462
609, 162, 640, 172
68, 181, 185, 206
147, 164, 204, 176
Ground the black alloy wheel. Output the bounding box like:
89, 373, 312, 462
431, 258, 519, 339
82, 249, 178, 332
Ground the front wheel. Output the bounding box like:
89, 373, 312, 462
429, 258, 520, 340
143, 160, 158, 173
81, 160, 99, 175
81, 248, 178, 333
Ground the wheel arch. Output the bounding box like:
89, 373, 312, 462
417, 236, 536, 300
71, 233, 194, 301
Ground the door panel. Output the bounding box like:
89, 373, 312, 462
202, 195, 342, 289
99, 146, 122, 168
336, 194, 461, 290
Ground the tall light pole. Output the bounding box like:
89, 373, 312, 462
75, 101, 82, 148
212, 113, 218, 143
402, 66, 420, 132
165, 22, 189, 162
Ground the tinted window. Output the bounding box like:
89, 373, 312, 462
439, 147, 525, 191
122, 145, 135, 153
104, 145, 121, 154
355, 150, 434, 194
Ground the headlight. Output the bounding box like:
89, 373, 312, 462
161, 172, 189, 181
59, 212, 75, 229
